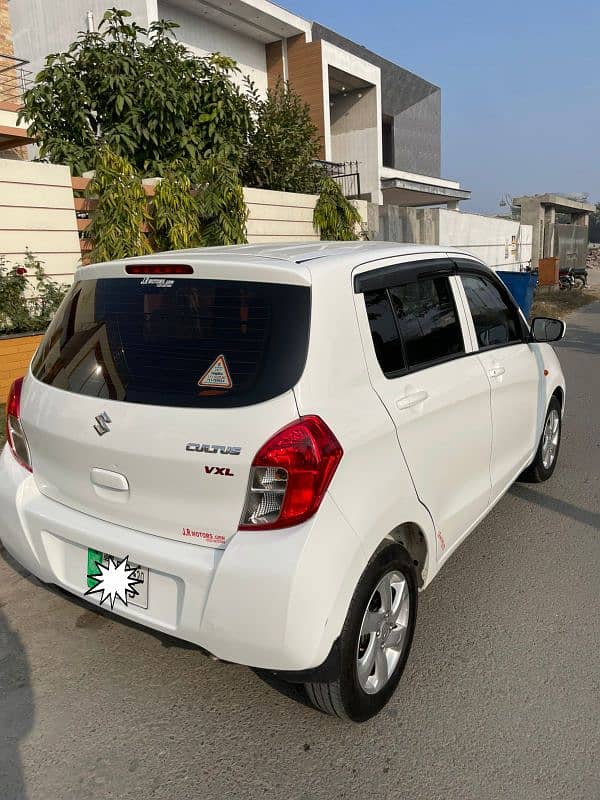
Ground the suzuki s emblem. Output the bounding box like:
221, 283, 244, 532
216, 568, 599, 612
93, 411, 111, 436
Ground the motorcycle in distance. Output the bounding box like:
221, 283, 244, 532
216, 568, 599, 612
559, 267, 588, 290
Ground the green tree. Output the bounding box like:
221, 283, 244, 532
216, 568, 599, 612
242, 80, 324, 193
313, 178, 362, 241
20, 8, 251, 176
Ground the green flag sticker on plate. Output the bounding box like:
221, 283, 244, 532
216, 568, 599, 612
87, 548, 104, 589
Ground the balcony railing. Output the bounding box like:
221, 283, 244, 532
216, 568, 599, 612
315, 159, 361, 199
0, 54, 32, 106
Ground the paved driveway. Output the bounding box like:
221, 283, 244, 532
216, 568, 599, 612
1, 304, 599, 800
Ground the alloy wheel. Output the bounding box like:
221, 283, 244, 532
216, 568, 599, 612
541, 408, 560, 469
356, 570, 411, 695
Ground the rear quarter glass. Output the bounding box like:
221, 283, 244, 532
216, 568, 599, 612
31, 278, 311, 408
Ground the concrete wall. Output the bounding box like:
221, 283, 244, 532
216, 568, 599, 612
330, 87, 379, 202
244, 187, 319, 242
438, 210, 533, 271
0, 159, 80, 279
376, 204, 439, 246
10, 0, 152, 80
158, 1, 268, 96
0, 170, 354, 278
517, 197, 546, 268
376, 206, 533, 271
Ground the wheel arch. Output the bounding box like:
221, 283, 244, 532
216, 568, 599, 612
385, 522, 430, 588
552, 385, 564, 410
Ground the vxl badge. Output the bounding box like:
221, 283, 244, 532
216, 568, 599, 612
94, 412, 112, 436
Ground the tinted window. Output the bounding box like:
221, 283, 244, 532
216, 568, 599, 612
364, 289, 405, 375
388, 277, 464, 369
461, 274, 522, 348
32, 278, 310, 408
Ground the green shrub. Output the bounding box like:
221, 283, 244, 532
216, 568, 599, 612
242, 79, 324, 194
195, 153, 248, 246
0, 251, 68, 335
313, 178, 362, 241
151, 167, 203, 252
86, 145, 151, 263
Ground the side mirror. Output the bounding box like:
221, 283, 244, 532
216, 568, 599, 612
531, 317, 566, 343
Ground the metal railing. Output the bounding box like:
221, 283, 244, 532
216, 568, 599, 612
0, 54, 32, 105
315, 159, 361, 199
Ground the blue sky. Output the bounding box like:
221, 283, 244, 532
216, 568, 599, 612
283, 0, 600, 213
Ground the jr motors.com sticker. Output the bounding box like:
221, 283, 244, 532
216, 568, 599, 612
181, 527, 225, 545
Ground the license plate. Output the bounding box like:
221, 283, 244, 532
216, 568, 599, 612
86, 548, 149, 609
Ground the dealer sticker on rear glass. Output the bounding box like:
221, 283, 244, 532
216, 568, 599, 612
198, 354, 233, 389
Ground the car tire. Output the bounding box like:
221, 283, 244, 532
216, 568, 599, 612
519, 396, 562, 483
304, 543, 417, 722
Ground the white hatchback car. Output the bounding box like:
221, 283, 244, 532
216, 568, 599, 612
1, 242, 566, 721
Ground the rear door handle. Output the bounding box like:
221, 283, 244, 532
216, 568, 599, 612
396, 391, 429, 411
487, 366, 506, 378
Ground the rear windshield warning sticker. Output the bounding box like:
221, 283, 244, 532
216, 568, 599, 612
198, 355, 233, 389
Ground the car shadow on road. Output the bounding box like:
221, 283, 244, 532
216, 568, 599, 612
0, 608, 34, 800
251, 669, 315, 710
511, 484, 600, 530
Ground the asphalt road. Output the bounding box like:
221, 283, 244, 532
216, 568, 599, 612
1, 303, 599, 800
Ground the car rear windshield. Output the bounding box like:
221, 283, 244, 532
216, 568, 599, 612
31, 277, 311, 408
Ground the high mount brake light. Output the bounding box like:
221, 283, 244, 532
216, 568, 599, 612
125, 264, 193, 275
6, 377, 32, 473
239, 416, 343, 531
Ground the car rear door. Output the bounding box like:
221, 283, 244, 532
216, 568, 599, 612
452, 260, 541, 499
354, 255, 493, 558
21, 269, 311, 549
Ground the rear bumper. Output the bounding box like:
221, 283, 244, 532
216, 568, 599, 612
0, 446, 364, 672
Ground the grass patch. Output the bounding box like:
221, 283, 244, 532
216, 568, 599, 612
531, 287, 600, 320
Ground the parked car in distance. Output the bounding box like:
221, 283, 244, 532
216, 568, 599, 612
0, 242, 566, 721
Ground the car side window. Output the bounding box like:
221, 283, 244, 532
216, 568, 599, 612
364, 289, 406, 375
364, 276, 464, 376
388, 277, 464, 369
461, 274, 522, 349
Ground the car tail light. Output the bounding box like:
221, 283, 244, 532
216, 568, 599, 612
125, 264, 193, 274
6, 377, 32, 473
239, 416, 343, 531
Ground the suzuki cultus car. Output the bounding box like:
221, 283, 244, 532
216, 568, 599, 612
1, 243, 566, 721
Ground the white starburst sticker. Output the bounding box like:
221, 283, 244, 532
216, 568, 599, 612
85, 555, 143, 609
